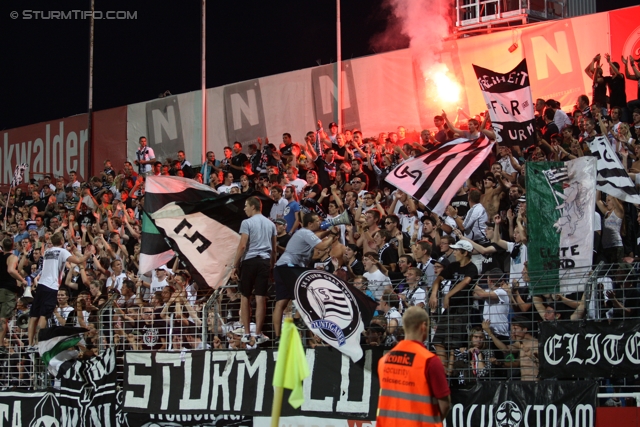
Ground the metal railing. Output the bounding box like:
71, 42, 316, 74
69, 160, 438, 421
5, 261, 639, 407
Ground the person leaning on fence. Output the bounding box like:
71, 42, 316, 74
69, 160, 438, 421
483, 316, 539, 381
273, 212, 339, 344
376, 306, 451, 427
429, 239, 478, 369
0, 238, 28, 354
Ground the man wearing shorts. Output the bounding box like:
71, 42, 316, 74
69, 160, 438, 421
0, 238, 28, 353
272, 212, 339, 344
27, 232, 94, 353
231, 196, 276, 345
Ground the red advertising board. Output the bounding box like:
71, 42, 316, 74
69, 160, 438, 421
0, 106, 126, 190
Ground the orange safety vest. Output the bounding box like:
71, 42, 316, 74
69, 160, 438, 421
376, 340, 443, 427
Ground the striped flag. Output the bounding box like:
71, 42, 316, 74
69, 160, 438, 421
149, 192, 275, 289
384, 135, 494, 215
140, 176, 219, 274
10, 163, 27, 187
586, 135, 640, 204
543, 167, 569, 185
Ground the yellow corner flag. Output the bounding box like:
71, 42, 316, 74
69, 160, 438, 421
272, 318, 310, 409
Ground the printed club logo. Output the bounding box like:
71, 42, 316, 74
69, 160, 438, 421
621, 25, 640, 59
294, 270, 361, 346
495, 400, 523, 427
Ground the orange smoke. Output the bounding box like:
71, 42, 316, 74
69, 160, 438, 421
424, 64, 461, 106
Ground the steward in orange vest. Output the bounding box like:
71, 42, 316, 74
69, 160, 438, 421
376, 306, 451, 427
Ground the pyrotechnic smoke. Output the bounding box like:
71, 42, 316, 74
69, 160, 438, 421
373, 0, 460, 105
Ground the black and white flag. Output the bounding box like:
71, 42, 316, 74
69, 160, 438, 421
278, 268, 378, 362
149, 192, 274, 289
474, 59, 536, 150
10, 163, 27, 188
140, 176, 219, 273
385, 135, 493, 215
587, 135, 640, 204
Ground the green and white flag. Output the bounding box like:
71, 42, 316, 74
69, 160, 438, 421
526, 157, 596, 295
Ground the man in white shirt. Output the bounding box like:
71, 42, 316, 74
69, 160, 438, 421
27, 233, 94, 352
149, 266, 172, 298
106, 259, 127, 293
269, 185, 288, 221
400, 267, 427, 308
362, 251, 393, 301
473, 268, 511, 340
134, 136, 156, 176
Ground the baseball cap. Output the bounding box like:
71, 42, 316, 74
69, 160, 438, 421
329, 122, 338, 128
449, 240, 473, 252
274, 218, 287, 226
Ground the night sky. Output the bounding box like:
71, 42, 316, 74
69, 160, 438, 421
0, 0, 636, 131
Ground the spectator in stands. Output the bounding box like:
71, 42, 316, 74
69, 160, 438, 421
134, 136, 155, 176
473, 268, 510, 342
231, 196, 276, 345
483, 316, 538, 381
430, 240, 478, 366
596, 191, 625, 264
273, 213, 339, 343
362, 251, 393, 302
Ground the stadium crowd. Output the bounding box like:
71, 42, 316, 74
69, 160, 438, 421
0, 54, 640, 395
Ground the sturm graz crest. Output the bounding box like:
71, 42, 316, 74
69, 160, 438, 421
294, 271, 361, 347
495, 400, 523, 427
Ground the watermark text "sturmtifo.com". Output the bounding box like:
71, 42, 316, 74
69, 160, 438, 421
10, 10, 137, 20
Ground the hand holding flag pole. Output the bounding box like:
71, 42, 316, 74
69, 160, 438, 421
271, 317, 310, 427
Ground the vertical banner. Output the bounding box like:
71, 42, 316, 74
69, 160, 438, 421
526, 157, 596, 294
311, 62, 361, 130
223, 79, 267, 148
473, 59, 536, 150
145, 95, 186, 161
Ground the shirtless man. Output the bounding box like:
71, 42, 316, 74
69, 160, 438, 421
480, 172, 507, 220
483, 316, 539, 381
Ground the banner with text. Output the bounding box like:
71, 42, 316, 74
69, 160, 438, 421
539, 320, 640, 379
526, 157, 596, 295
473, 59, 536, 150
445, 380, 597, 427
123, 347, 380, 419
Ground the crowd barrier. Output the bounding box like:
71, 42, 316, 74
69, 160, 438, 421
0, 262, 637, 419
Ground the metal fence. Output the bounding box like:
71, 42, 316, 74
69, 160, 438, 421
4, 262, 639, 406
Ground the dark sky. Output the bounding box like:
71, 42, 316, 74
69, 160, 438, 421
0, 0, 636, 131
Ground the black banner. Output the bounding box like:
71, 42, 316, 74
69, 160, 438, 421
0, 348, 120, 427
540, 320, 640, 379
124, 347, 382, 419
473, 59, 536, 150
446, 381, 597, 427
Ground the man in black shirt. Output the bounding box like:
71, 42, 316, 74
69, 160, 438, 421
230, 142, 249, 182
429, 239, 478, 366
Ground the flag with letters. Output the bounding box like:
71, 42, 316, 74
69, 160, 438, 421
140, 176, 220, 274
586, 135, 640, 204
148, 191, 274, 289
385, 135, 494, 215
278, 268, 378, 362
474, 59, 536, 150
527, 157, 596, 295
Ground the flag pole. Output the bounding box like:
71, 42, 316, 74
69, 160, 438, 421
270, 317, 293, 427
